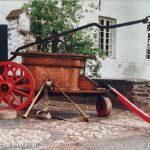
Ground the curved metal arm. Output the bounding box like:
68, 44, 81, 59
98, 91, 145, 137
9, 16, 149, 61
145, 16, 150, 23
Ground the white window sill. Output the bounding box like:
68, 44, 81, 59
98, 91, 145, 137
101, 57, 116, 63
105, 56, 116, 60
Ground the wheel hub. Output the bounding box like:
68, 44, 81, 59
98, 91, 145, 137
1, 83, 9, 93
0, 82, 13, 94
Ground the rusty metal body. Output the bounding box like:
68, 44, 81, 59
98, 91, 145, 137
12, 52, 105, 94
10, 51, 110, 117
12, 52, 111, 116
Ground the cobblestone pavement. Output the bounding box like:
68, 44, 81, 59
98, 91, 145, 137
0, 101, 149, 150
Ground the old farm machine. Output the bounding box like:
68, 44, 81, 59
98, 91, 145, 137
0, 16, 150, 122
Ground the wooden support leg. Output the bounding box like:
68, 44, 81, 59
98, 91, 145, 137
52, 81, 90, 122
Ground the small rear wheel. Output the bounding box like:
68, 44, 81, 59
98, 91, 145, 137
96, 96, 112, 117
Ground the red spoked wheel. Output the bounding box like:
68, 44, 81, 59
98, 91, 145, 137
0, 61, 35, 111
96, 96, 112, 117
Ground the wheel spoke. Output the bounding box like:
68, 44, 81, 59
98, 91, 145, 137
14, 75, 26, 84
0, 96, 3, 103
1, 65, 15, 78
11, 92, 22, 105
6, 94, 11, 109
0, 72, 5, 78
13, 88, 29, 97
4, 64, 9, 81
11, 67, 18, 80
0, 75, 5, 83
14, 84, 31, 89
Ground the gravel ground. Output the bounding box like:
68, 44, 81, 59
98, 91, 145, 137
0, 101, 149, 150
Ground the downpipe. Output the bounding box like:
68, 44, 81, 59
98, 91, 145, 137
107, 85, 150, 123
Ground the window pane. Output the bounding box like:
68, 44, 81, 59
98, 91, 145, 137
99, 16, 116, 58
109, 39, 112, 44
109, 33, 112, 39
106, 45, 109, 50
106, 39, 109, 44
106, 20, 109, 26
108, 45, 112, 50
101, 32, 104, 37
147, 33, 150, 59
100, 28, 104, 32
100, 20, 104, 25
106, 33, 109, 38
146, 48, 150, 59
109, 21, 113, 25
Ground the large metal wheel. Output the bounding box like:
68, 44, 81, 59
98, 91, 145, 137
96, 96, 112, 117
0, 61, 35, 111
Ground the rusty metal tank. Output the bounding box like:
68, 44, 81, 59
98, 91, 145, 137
13, 52, 95, 92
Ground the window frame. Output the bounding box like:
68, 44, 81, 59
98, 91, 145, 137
98, 16, 116, 58
146, 32, 150, 60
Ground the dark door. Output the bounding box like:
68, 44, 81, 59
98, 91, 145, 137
0, 25, 8, 61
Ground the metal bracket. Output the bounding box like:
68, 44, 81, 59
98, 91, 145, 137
144, 16, 150, 24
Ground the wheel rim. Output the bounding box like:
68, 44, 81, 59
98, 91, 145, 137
96, 96, 112, 117
0, 61, 35, 111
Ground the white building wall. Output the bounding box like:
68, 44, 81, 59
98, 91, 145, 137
0, 0, 28, 62
100, 0, 150, 80
7, 13, 30, 51
0, 0, 150, 80
19, 13, 30, 31
0, 0, 28, 24
7, 17, 27, 63
82, 0, 150, 80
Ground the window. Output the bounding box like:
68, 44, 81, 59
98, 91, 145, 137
99, 16, 116, 57
146, 32, 150, 59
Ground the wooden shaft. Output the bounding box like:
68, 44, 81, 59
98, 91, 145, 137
22, 78, 48, 118
52, 82, 89, 121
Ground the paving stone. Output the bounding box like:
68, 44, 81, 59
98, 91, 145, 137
0, 109, 149, 149
93, 132, 102, 139
67, 129, 74, 135
77, 136, 86, 141
53, 140, 65, 144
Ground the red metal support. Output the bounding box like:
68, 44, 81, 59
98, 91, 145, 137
108, 85, 150, 123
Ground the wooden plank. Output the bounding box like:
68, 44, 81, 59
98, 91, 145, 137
51, 88, 106, 94
79, 75, 98, 90
11, 52, 96, 60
